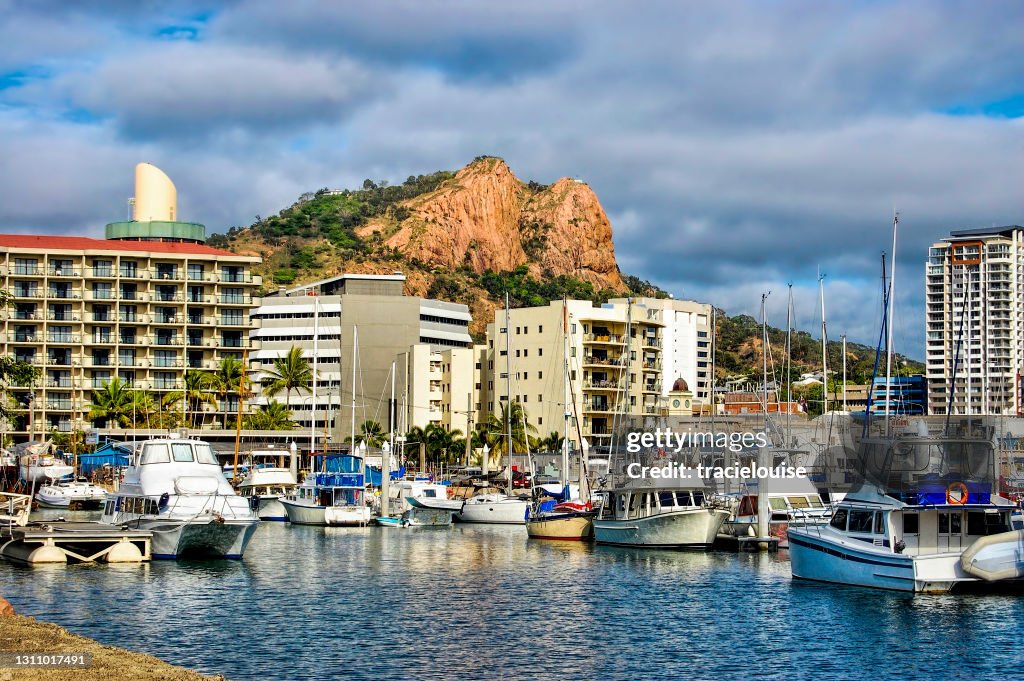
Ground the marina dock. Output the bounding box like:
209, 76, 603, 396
0, 521, 151, 565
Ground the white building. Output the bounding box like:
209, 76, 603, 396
925, 226, 1024, 415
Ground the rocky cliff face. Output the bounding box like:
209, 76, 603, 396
357, 157, 625, 291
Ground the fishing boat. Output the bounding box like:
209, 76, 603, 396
594, 478, 733, 548
237, 451, 298, 521
35, 478, 108, 510
788, 426, 1024, 593
280, 457, 372, 527
101, 437, 259, 559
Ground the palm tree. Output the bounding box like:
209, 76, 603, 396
539, 431, 564, 454
88, 377, 136, 428
148, 392, 181, 430
261, 346, 311, 410
208, 356, 249, 429
482, 402, 537, 456
423, 424, 452, 466
358, 420, 385, 448
244, 400, 295, 430
170, 370, 217, 428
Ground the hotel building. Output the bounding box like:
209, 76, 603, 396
1, 163, 260, 440
925, 226, 1024, 415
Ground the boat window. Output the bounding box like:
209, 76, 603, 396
658, 492, 675, 507
676, 491, 693, 507
830, 508, 848, 531
903, 512, 919, 534
628, 494, 641, 515
808, 497, 824, 508
140, 444, 170, 464
788, 496, 811, 509
939, 511, 963, 535
691, 491, 704, 506
967, 511, 1010, 536
194, 443, 219, 465
423, 489, 438, 498
849, 510, 874, 533
769, 498, 788, 511
171, 443, 194, 462
873, 512, 886, 535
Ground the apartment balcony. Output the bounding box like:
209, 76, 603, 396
583, 333, 623, 345
642, 381, 662, 393
642, 335, 661, 349
12, 266, 42, 276
152, 315, 181, 325
217, 295, 256, 305
218, 316, 250, 327
152, 269, 185, 282
187, 315, 216, 326
153, 335, 183, 347
8, 333, 39, 343
118, 269, 148, 280
153, 360, 185, 368
47, 267, 82, 278
583, 379, 625, 391
152, 382, 183, 391
12, 311, 43, 321
45, 379, 76, 388
46, 356, 79, 367
217, 272, 258, 284
582, 355, 625, 368
47, 333, 81, 344
584, 401, 616, 414
46, 289, 82, 300
44, 401, 74, 411
642, 359, 661, 371
13, 289, 43, 300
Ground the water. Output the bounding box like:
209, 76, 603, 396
3, 516, 1024, 680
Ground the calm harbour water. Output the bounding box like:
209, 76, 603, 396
3, 514, 1024, 680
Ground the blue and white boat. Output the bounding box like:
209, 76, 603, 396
101, 437, 259, 559
788, 427, 1024, 593
280, 455, 371, 526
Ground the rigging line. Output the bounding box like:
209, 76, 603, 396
944, 265, 973, 434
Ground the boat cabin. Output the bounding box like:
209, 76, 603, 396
599, 488, 707, 521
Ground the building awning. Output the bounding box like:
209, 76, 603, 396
420, 328, 473, 343
420, 304, 472, 322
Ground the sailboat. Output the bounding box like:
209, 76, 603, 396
454, 293, 530, 524
280, 325, 372, 526
526, 298, 595, 540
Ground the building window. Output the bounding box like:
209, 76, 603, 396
539, 326, 543, 333
538, 371, 543, 379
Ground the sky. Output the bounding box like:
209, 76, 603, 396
0, 1, 1020, 359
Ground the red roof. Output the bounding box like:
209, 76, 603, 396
0, 233, 245, 257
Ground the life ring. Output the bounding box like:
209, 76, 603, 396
946, 481, 969, 505
656, 448, 667, 459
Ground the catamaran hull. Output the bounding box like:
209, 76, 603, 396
526, 513, 594, 540
140, 519, 259, 560
454, 499, 529, 524
594, 508, 729, 549
281, 499, 371, 526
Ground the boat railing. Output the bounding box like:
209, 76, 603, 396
1, 493, 32, 528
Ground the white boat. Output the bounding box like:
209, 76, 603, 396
594, 479, 732, 549
100, 438, 259, 560
17, 442, 74, 484
388, 478, 460, 526
238, 461, 297, 522
719, 475, 832, 549
788, 431, 1024, 593
454, 492, 530, 524
281, 468, 372, 527
35, 479, 108, 509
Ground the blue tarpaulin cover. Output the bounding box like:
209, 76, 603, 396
79, 442, 132, 475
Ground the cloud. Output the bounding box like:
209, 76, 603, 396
0, 0, 1020, 361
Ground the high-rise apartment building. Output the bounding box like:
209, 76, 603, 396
0, 179, 261, 440
925, 226, 1024, 415
483, 299, 664, 451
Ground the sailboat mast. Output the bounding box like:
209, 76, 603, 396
562, 297, 570, 500
819, 272, 828, 415
310, 294, 319, 464
505, 292, 512, 495
785, 285, 792, 443
232, 348, 247, 479
842, 335, 848, 413
351, 326, 358, 453
885, 212, 898, 432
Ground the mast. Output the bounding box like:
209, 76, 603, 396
231, 348, 247, 481
885, 212, 898, 433
310, 294, 319, 467
710, 306, 717, 426
562, 297, 570, 501
819, 271, 828, 415
785, 285, 793, 444
758, 292, 771, 542
504, 292, 512, 495
842, 335, 848, 413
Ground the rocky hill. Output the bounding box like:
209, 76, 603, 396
210, 156, 657, 338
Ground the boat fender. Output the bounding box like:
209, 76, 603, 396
894, 539, 906, 554
248, 496, 260, 512
946, 481, 969, 505
159, 492, 170, 510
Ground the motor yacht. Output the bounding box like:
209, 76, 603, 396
35, 478, 108, 510
101, 438, 259, 559
238, 464, 297, 521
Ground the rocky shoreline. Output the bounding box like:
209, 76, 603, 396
0, 597, 224, 681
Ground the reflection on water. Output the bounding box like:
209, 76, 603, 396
3, 521, 1024, 679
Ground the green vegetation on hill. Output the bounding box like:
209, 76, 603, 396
714, 311, 924, 387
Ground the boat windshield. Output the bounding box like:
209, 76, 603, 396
194, 443, 218, 465
140, 444, 170, 464
172, 443, 194, 462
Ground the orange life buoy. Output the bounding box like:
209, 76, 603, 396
946, 481, 969, 505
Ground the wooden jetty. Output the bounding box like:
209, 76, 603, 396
1, 492, 151, 565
